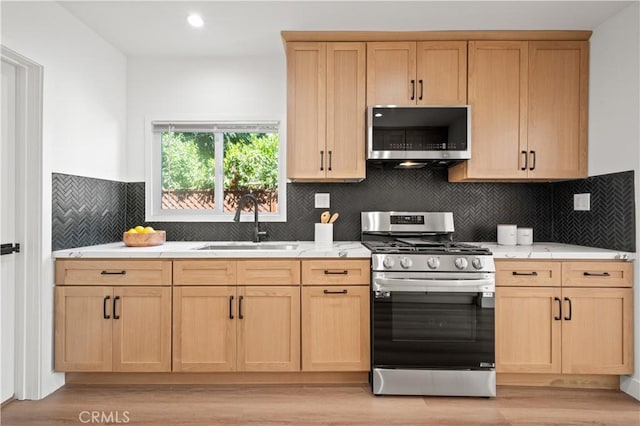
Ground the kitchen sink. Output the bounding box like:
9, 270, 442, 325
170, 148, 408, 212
194, 242, 299, 251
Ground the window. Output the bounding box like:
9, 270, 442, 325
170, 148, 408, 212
146, 119, 285, 222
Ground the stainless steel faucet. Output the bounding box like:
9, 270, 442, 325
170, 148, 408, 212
233, 193, 268, 243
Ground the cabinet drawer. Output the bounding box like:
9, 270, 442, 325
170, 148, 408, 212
237, 260, 301, 285
495, 261, 561, 287
173, 260, 236, 286
55, 260, 171, 286
562, 261, 632, 288
302, 259, 370, 285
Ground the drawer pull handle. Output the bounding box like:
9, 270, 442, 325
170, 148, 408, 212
324, 270, 348, 275
103, 295, 111, 319
553, 297, 562, 321
583, 271, 610, 277
512, 271, 538, 276
101, 270, 126, 275
113, 296, 120, 320
563, 297, 572, 321
323, 289, 348, 295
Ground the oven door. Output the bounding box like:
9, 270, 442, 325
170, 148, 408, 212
372, 273, 495, 370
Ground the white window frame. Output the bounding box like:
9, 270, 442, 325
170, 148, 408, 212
144, 115, 286, 222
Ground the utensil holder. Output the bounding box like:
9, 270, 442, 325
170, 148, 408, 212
314, 223, 333, 246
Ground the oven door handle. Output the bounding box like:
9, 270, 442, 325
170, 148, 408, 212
373, 277, 495, 293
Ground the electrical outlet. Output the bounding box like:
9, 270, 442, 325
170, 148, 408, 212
314, 193, 330, 209
573, 193, 591, 211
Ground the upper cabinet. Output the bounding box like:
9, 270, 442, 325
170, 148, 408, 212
449, 40, 588, 181
286, 42, 366, 182
366, 41, 467, 106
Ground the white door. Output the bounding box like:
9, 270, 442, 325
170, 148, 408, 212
1, 59, 18, 403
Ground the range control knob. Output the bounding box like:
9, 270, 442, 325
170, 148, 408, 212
382, 257, 396, 269
454, 257, 469, 270
427, 257, 440, 270
400, 257, 413, 269
472, 257, 484, 270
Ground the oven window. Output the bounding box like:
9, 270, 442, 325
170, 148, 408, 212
391, 293, 477, 342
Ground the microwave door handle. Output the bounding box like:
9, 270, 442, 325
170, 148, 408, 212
373, 277, 495, 293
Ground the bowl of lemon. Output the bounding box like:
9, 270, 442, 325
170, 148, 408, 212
123, 225, 166, 247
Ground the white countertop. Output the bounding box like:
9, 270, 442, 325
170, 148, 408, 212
52, 241, 371, 259
53, 241, 633, 261
480, 242, 633, 260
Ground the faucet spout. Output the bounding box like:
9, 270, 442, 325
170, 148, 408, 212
233, 193, 268, 243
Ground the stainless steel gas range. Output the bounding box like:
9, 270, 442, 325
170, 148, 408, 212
361, 211, 496, 397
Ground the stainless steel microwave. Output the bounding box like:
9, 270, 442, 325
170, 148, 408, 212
367, 105, 471, 167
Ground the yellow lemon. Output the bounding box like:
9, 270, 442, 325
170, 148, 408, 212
142, 226, 155, 234
127, 228, 137, 234
134, 225, 145, 233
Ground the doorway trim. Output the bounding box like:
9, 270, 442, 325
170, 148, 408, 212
2, 46, 44, 400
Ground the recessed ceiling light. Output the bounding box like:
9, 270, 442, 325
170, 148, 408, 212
187, 14, 204, 28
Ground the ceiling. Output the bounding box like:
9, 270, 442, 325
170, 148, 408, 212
57, 1, 634, 57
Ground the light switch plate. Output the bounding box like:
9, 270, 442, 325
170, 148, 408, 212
573, 193, 591, 211
315, 193, 330, 209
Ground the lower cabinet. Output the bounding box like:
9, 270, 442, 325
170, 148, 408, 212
173, 285, 300, 372
495, 260, 633, 375
55, 286, 171, 372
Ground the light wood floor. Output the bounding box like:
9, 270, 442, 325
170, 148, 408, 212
1, 384, 638, 426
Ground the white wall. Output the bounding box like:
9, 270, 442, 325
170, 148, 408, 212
589, 1, 640, 400
126, 56, 286, 181
1, 2, 127, 399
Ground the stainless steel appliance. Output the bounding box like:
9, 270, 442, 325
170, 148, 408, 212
362, 211, 496, 397
367, 105, 470, 167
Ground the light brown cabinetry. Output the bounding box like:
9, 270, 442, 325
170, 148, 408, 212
286, 42, 366, 181
495, 260, 633, 375
301, 260, 370, 372
55, 261, 172, 372
366, 41, 467, 106
449, 41, 588, 181
172, 260, 301, 372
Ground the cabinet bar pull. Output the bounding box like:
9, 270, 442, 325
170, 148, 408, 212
323, 289, 348, 295
418, 80, 424, 100
583, 271, 610, 277
529, 150, 536, 171
113, 296, 120, 320
238, 295, 244, 320
553, 297, 562, 321
328, 151, 332, 171
521, 151, 528, 171
229, 295, 234, 319
320, 150, 324, 171
103, 295, 111, 319
101, 270, 126, 275
410, 80, 415, 100
512, 271, 538, 276
563, 297, 572, 321
324, 270, 348, 275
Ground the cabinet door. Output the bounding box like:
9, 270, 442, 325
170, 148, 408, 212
561, 288, 633, 374
495, 287, 561, 373
236, 286, 300, 372
286, 42, 327, 180
112, 287, 171, 372
416, 41, 467, 105
449, 41, 528, 181
528, 41, 588, 179
301, 286, 370, 371
54, 286, 113, 372
326, 42, 366, 180
173, 286, 236, 372
366, 42, 417, 106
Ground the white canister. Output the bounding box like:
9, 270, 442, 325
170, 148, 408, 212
517, 227, 533, 245
497, 224, 517, 245
314, 223, 333, 246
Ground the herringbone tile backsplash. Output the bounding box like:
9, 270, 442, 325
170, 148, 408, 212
52, 168, 635, 252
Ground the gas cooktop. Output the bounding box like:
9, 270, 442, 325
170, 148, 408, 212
362, 239, 491, 256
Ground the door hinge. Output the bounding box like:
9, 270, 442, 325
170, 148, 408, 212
1, 243, 20, 256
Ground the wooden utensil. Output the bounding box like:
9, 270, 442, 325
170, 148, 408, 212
329, 212, 339, 223
320, 211, 330, 224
